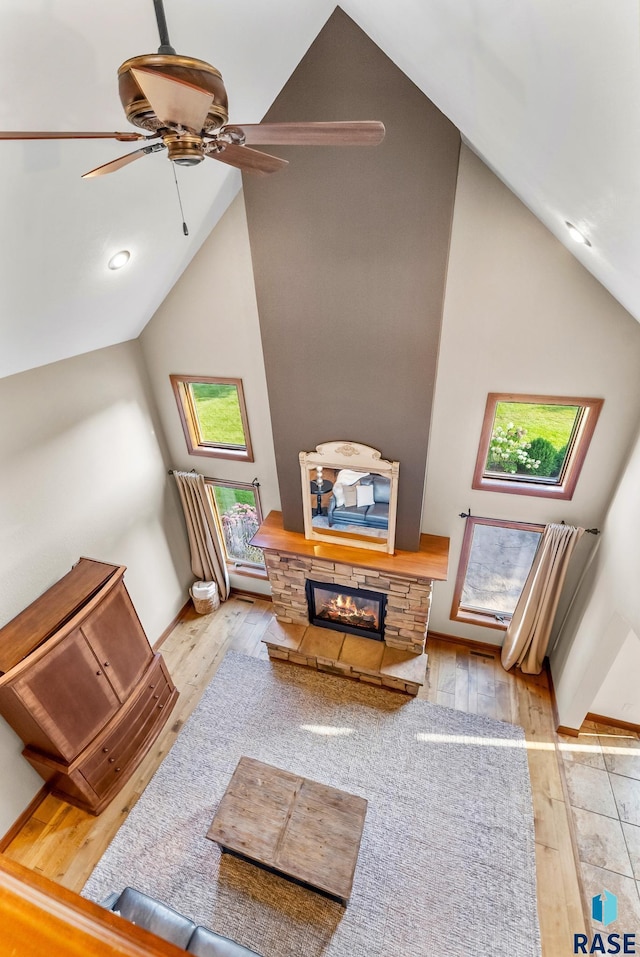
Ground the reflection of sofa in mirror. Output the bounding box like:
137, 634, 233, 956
300, 442, 399, 554
328, 472, 390, 529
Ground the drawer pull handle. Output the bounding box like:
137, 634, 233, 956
103, 661, 110, 667
108, 758, 115, 763
153, 694, 160, 700
158, 704, 164, 709
114, 767, 121, 773
149, 684, 156, 689
102, 748, 109, 753
96, 671, 102, 676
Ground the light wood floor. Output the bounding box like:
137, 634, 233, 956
2, 597, 587, 955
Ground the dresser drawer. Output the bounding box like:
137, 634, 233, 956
85, 690, 174, 797
81, 656, 173, 788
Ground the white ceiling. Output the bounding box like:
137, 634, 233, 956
1, 0, 639, 379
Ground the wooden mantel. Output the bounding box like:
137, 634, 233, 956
252, 511, 449, 581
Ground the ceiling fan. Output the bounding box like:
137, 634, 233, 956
0, 0, 385, 179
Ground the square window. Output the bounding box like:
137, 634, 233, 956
472, 394, 603, 499
170, 375, 254, 461
206, 480, 265, 569
451, 517, 543, 629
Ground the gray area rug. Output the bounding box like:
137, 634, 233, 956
83, 652, 541, 957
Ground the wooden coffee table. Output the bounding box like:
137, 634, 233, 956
206, 756, 367, 906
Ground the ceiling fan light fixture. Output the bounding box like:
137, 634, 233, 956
108, 250, 131, 270
565, 222, 592, 247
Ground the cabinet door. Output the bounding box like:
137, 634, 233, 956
80, 582, 152, 702
13, 628, 119, 761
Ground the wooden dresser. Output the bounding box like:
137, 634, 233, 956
0, 558, 179, 814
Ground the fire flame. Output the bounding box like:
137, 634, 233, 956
335, 594, 358, 613
319, 593, 378, 628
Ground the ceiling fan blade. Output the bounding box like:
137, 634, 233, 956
131, 67, 214, 133
81, 143, 165, 179
0, 131, 148, 142
228, 121, 386, 147
207, 144, 288, 176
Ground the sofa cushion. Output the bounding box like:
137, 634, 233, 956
356, 484, 375, 508
365, 503, 390, 527
187, 924, 261, 956
342, 484, 358, 507
334, 505, 369, 524
112, 887, 196, 949
372, 475, 391, 504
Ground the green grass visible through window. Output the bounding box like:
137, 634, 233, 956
212, 485, 255, 511
492, 403, 579, 448
486, 401, 580, 480
190, 383, 246, 447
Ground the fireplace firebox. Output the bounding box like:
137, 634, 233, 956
306, 579, 387, 641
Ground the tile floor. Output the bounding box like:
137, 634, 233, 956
558, 721, 640, 929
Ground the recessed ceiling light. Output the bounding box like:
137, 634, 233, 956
107, 250, 131, 270
565, 222, 591, 247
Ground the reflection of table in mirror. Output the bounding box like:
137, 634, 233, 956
310, 479, 333, 517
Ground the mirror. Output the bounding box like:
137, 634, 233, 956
299, 442, 399, 554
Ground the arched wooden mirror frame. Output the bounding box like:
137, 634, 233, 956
299, 441, 399, 554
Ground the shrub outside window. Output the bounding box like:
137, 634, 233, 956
171, 375, 254, 462
451, 517, 544, 630
472, 393, 603, 500
205, 479, 265, 571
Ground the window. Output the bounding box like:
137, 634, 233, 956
472, 393, 603, 499
171, 375, 254, 462
205, 479, 265, 571
451, 517, 543, 629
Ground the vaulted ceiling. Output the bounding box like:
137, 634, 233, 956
1, 1, 637, 379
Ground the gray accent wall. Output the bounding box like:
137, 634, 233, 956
243, 8, 460, 550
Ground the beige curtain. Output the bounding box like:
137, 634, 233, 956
173, 471, 230, 600
501, 523, 584, 675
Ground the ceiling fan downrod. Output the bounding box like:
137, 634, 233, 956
153, 0, 176, 55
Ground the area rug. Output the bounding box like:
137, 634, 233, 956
82, 652, 541, 957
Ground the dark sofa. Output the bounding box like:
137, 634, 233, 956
102, 887, 261, 956
328, 473, 390, 529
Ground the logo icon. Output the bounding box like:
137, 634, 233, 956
592, 890, 618, 927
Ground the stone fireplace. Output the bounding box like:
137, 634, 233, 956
252, 512, 449, 695
267, 550, 431, 654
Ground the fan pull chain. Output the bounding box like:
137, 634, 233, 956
171, 164, 189, 236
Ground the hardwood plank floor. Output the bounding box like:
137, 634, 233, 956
1, 600, 587, 955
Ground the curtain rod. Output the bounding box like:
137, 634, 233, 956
458, 508, 600, 534
168, 469, 260, 488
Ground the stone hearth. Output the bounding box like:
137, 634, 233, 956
264, 620, 428, 695
252, 512, 450, 696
